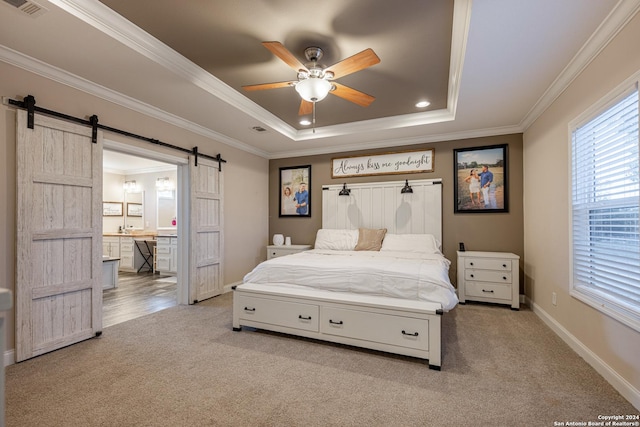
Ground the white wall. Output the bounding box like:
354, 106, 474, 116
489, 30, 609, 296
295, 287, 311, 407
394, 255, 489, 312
523, 12, 640, 409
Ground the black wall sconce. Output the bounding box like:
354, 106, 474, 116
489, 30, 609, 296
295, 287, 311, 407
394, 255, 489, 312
401, 179, 413, 194
339, 183, 351, 196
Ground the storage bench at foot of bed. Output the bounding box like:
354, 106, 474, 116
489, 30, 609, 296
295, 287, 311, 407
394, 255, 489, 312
232, 283, 445, 370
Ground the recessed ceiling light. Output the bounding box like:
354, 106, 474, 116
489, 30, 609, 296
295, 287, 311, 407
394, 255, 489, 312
415, 101, 430, 108
299, 119, 312, 126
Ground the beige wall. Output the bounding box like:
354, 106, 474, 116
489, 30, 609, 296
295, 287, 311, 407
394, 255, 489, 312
0, 61, 270, 353
269, 133, 524, 286
524, 13, 640, 404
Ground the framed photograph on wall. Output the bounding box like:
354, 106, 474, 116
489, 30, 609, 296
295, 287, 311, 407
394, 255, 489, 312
454, 144, 508, 213
279, 165, 311, 217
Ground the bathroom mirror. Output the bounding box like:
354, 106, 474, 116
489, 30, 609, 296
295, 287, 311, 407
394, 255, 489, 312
124, 191, 144, 229
157, 190, 177, 230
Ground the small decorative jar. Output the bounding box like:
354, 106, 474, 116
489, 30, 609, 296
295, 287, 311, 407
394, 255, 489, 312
273, 234, 285, 246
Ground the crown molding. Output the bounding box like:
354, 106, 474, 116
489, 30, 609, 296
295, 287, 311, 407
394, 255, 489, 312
520, 0, 640, 130
49, 0, 471, 141
0, 44, 269, 159
48, 0, 299, 139
0, 32, 519, 161
5, 0, 630, 160
267, 124, 523, 159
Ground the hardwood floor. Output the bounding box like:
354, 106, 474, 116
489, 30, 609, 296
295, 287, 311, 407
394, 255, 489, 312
102, 271, 178, 328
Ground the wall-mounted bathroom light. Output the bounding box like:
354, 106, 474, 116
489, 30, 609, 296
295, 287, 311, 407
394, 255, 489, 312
156, 177, 173, 191
123, 180, 138, 193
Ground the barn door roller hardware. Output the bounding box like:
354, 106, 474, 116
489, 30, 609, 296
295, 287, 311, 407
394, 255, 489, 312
7, 95, 227, 169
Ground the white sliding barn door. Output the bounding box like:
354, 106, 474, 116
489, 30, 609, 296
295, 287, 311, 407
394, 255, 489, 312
189, 157, 224, 303
16, 110, 103, 362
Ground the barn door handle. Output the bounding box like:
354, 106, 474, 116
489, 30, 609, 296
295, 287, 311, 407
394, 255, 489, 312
329, 320, 343, 325
298, 315, 312, 320
402, 330, 419, 337
244, 307, 256, 312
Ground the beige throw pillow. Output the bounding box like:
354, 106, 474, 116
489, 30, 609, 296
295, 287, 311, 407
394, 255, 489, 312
354, 228, 387, 251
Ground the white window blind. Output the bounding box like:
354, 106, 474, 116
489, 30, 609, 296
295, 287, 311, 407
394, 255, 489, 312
571, 85, 640, 331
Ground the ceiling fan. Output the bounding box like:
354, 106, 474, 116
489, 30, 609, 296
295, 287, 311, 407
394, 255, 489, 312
243, 41, 380, 124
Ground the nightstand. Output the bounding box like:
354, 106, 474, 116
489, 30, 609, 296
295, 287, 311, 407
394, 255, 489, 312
267, 244, 311, 260
457, 251, 520, 310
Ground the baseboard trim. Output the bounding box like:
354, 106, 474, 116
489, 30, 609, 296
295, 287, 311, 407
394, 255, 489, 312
528, 297, 640, 411
223, 281, 242, 294
4, 348, 15, 367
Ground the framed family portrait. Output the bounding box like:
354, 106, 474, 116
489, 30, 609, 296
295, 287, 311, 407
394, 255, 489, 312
453, 144, 508, 213
279, 165, 311, 217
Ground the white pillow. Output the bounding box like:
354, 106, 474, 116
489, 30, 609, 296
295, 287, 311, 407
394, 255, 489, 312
314, 229, 358, 251
380, 233, 441, 254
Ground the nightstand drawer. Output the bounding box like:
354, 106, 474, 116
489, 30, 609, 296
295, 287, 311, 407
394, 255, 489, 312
464, 258, 512, 271
266, 244, 311, 259
465, 269, 512, 283
465, 281, 512, 301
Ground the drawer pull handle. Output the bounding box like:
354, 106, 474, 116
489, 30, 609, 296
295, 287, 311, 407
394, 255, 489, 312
503, 276, 507, 280
401, 330, 419, 337
482, 289, 494, 293
244, 307, 256, 312
470, 274, 474, 278
298, 315, 312, 320
470, 262, 474, 266
502, 264, 507, 268
329, 320, 343, 325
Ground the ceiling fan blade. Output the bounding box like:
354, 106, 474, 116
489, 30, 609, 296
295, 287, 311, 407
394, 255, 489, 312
262, 41, 308, 72
298, 100, 313, 116
242, 81, 295, 91
325, 48, 380, 79
330, 82, 375, 107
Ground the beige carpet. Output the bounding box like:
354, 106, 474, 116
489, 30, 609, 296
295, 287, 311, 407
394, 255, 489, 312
6, 293, 636, 426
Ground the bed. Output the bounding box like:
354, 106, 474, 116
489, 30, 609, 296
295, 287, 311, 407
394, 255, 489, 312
233, 179, 458, 369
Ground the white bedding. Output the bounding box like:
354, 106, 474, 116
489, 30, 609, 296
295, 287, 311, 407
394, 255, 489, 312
243, 249, 459, 311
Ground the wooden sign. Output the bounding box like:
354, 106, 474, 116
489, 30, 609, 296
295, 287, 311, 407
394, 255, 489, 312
331, 149, 434, 178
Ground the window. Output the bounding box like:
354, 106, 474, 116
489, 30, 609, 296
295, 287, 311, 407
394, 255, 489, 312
571, 83, 640, 331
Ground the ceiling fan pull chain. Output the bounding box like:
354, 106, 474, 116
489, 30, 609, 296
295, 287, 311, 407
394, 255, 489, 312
312, 102, 317, 133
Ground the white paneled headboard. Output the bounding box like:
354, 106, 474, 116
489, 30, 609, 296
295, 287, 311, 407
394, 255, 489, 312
322, 179, 442, 244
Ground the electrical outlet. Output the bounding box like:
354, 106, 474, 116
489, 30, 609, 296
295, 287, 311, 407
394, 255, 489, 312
552, 292, 557, 306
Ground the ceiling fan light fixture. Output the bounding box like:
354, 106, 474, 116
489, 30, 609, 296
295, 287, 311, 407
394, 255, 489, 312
299, 119, 312, 126
295, 77, 332, 102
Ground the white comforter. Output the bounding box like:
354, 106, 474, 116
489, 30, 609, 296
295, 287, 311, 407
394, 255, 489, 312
243, 249, 459, 311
